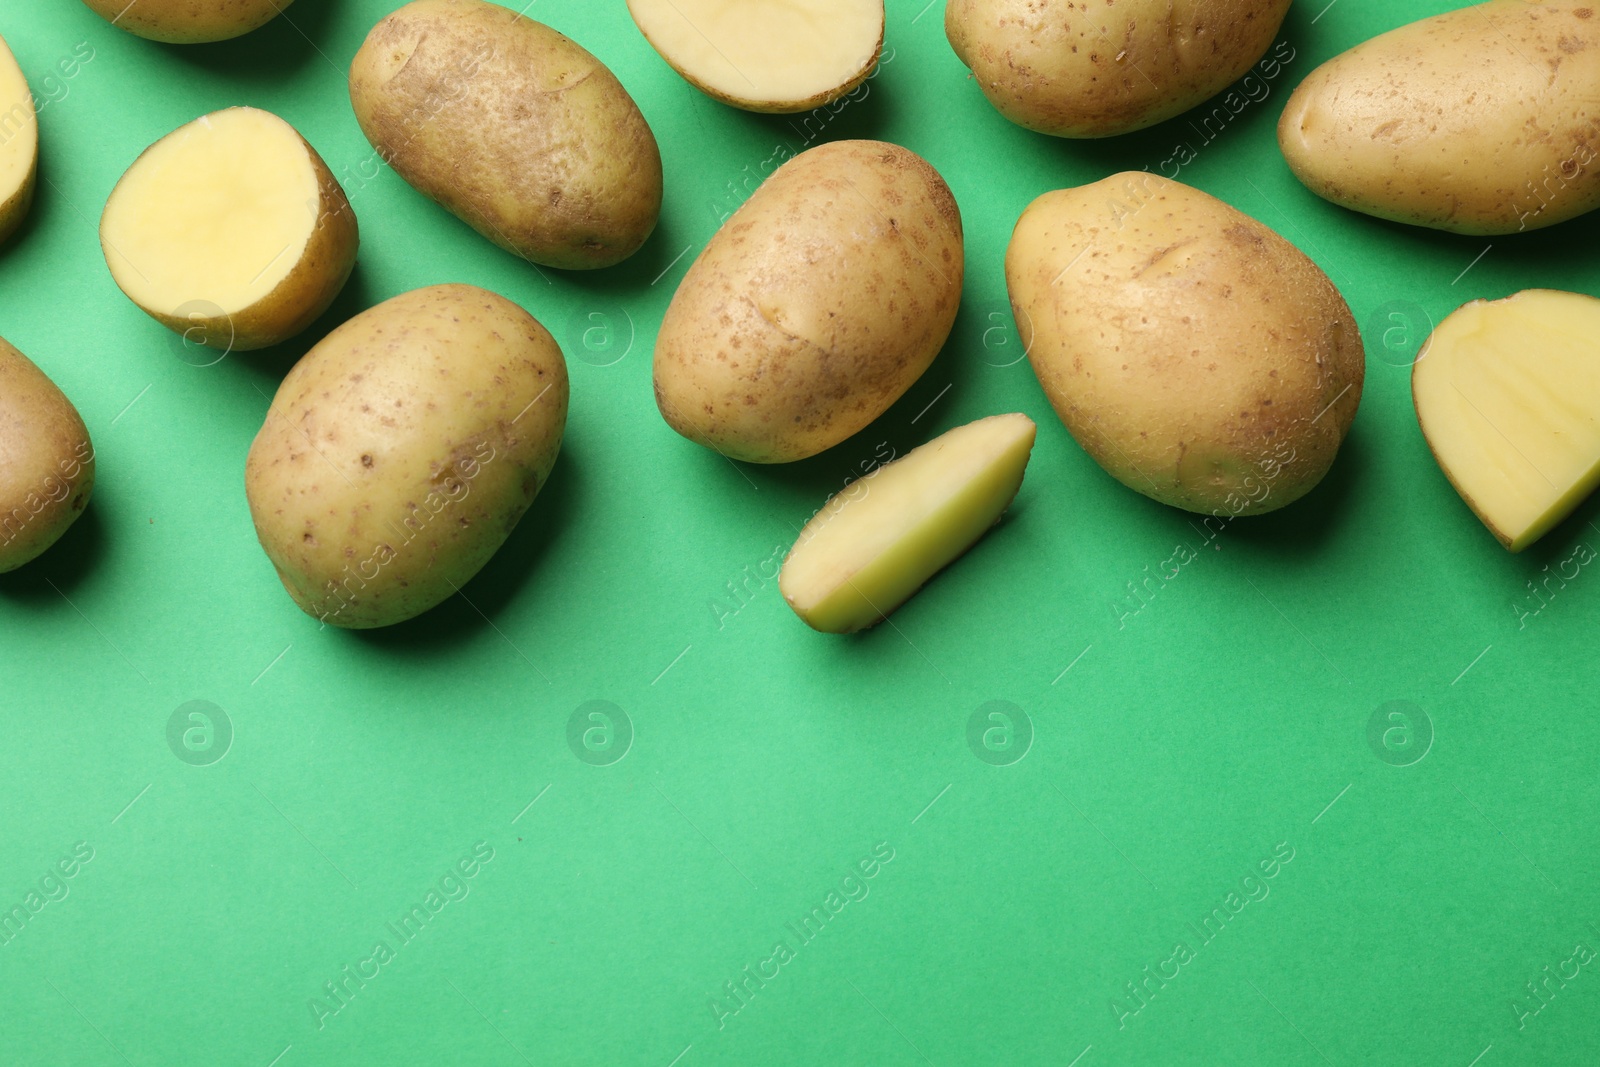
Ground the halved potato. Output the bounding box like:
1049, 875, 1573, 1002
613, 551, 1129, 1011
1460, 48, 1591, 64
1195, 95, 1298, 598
626, 0, 884, 113
78, 0, 292, 43
0, 35, 37, 246
780, 413, 1037, 633
100, 107, 358, 352
1414, 289, 1600, 552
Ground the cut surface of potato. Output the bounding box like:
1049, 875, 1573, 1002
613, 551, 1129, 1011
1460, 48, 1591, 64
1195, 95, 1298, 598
1414, 289, 1600, 551
780, 413, 1036, 633
0, 35, 38, 245
627, 0, 883, 113
101, 107, 357, 351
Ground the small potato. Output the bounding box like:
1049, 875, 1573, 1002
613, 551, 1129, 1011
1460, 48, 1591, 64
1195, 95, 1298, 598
627, 0, 884, 113
946, 0, 1293, 137
0, 34, 37, 246
100, 107, 358, 352
781, 413, 1036, 633
654, 140, 963, 464
349, 0, 662, 270
1279, 0, 1600, 234
1006, 172, 1363, 516
0, 338, 95, 573
78, 0, 291, 43
245, 284, 569, 629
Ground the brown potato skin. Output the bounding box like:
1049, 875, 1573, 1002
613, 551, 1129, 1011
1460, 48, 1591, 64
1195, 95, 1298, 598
0, 161, 34, 248
946, 0, 1292, 138
0, 339, 95, 573
349, 0, 663, 270
653, 140, 964, 464
77, 0, 291, 43
132, 123, 359, 353
1006, 173, 1363, 516
245, 284, 569, 629
1278, 0, 1600, 235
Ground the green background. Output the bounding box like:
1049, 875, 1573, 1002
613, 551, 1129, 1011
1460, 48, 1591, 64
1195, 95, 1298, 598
2, 1, 1597, 1063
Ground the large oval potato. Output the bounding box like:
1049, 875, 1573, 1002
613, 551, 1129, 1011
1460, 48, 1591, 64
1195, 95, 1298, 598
101, 107, 358, 352
349, 0, 662, 270
245, 284, 569, 629
0, 35, 37, 246
1006, 172, 1363, 516
0, 338, 95, 573
1279, 0, 1600, 234
946, 0, 1292, 137
654, 140, 963, 464
78, 0, 291, 42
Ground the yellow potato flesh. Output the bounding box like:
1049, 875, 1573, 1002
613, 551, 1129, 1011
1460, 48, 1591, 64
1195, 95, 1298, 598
781, 414, 1036, 633
101, 108, 319, 321
628, 0, 882, 112
1414, 290, 1600, 552
0, 35, 37, 241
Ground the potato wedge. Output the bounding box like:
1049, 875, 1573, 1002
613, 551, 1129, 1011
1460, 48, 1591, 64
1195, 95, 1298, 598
780, 414, 1036, 633
1414, 290, 1600, 551
100, 107, 358, 352
627, 0, 884, 113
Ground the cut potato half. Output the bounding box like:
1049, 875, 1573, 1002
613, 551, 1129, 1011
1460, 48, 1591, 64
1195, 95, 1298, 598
100, 107, 358, 352
0, 35, 37, 246
627, 0, 884, 113
1413, 289, 1600, 551
781, 414, 1037, 633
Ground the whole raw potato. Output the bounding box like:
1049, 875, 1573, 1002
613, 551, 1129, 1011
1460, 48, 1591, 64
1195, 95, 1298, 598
78, 0, 291, 42
245, 285, 569, 629
0, 338, 95, 573
349, 0, 663, 270
1279, 0, 1600, 234
654, 140, 963, 464
946, 0, 1293, 137
1006, 172, 1363, 516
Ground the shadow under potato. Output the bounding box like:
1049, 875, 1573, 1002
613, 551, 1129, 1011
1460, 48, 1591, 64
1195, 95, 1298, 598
1355, 204, 1600, 295
555, 208, 689, 306
1027, 25, 1304, 183
0, 503, 107, 602
153, 1, 342, 81
744, 70, 893, 154
216, 260, 380, 394
347, 447, 578, 653
1220, 426, 1368, 556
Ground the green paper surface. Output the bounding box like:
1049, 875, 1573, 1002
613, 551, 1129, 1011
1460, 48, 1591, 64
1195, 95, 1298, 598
1, 1, 1598, 1064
